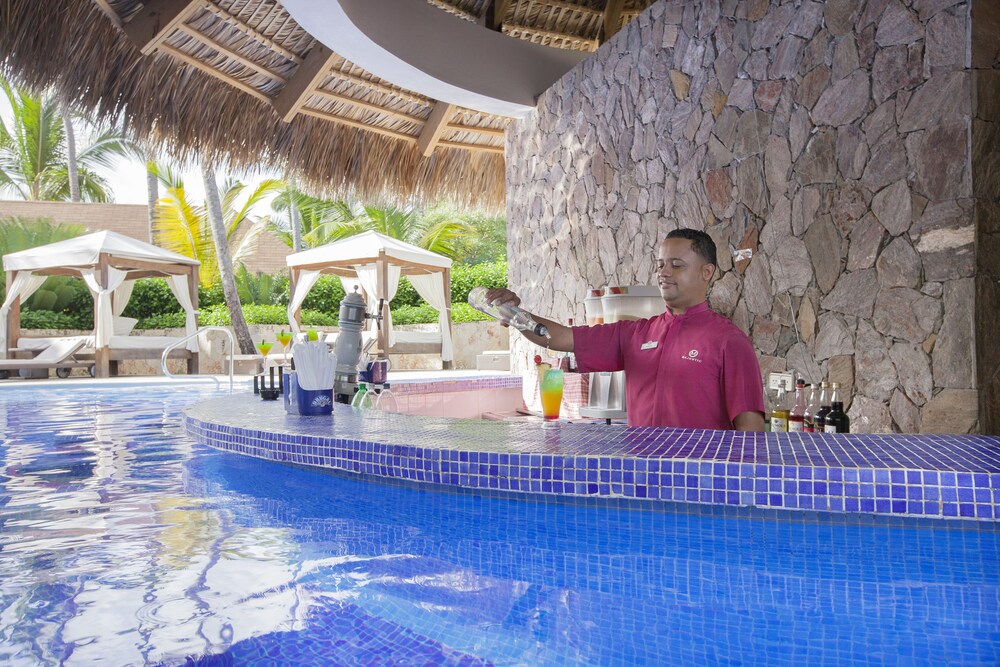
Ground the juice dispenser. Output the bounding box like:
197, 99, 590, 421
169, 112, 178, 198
579, 285, 665, 423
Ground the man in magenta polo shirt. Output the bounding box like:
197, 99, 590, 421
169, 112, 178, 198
487, 229, 766, 431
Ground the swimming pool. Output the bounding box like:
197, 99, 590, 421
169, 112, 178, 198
1, 385, 998, 665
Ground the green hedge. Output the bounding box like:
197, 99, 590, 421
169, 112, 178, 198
20, 309, 84, 330
24, 261, 508, 329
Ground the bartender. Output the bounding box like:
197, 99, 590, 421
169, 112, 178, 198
487, 228, 765, 431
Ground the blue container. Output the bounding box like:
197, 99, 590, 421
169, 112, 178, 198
283, 371, 334, 416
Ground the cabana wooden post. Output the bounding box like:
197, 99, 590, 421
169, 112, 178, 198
1, 231, 201, 378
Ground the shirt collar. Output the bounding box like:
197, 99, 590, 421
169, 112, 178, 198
666, 300, 710, 320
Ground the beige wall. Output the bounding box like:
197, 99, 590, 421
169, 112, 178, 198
506, 0, 987, 434
0, 200, 291, 275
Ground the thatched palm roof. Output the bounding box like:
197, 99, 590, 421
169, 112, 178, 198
0, 0, 652, 211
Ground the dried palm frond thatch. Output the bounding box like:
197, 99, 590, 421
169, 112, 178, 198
0, 0, 508, 211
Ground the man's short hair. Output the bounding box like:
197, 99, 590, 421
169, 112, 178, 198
666, 228, 718, 267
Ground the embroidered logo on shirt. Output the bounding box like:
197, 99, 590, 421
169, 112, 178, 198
640, 340, 658, 350
682, 348, 702, 363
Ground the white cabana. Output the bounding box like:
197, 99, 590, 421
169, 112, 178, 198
2, 231, 200, 377
286, 231, 454, 365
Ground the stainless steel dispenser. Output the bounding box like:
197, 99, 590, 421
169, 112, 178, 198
333, 287, 381, 403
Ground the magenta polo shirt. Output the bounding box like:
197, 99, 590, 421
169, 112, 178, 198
573, 301, 765, 429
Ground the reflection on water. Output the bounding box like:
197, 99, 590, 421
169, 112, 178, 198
0, 387, 998, 667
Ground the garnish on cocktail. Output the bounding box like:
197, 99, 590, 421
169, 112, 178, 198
276, 329, 293, 354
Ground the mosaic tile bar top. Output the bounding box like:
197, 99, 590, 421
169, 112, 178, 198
184, 396, 1000, 522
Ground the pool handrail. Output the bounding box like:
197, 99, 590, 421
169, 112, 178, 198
161, 326, 234, 393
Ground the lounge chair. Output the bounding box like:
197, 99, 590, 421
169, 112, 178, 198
0, 337, 93, 379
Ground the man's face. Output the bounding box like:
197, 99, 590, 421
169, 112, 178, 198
655, 238, 715, 311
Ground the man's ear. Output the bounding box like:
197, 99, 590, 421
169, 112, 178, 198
702, 262, 716, 283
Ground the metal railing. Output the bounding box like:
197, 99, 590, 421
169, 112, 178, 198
161, 326, 235, 393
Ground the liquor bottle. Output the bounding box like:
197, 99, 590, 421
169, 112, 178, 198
802, 383, 818, 432
814, 381, 832, 432
770, 379, 789, 432
824, 385, 850, 433
788, 379, 807, 432
467, 287, 549, 337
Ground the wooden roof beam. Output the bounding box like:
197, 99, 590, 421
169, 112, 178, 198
174, 23, 286, 81
417, 101, 455, 157
202, 2, 302, 64
601, 0, 626, 44
486, 0, 512, 31
272, 42, 337, 123
159, 43, 270, 103
123, 0, 202, 55
311, 89, 426, 125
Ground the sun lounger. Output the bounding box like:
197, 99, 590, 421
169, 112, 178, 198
0, 337, 93, 379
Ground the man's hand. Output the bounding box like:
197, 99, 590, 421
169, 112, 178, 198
484, 289, 521, 327
481, 288, 574, 352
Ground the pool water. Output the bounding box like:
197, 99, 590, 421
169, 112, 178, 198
0, 386, 998, 666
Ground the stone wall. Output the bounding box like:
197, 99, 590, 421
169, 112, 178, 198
507, 0, 987, 433
0, 199, 290, 276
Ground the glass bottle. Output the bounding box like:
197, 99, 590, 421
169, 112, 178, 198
803, 383, 820, 432
467, 287, 549, 338
770, 380, 789, 432
375, 383, 399, 413
350, 382, 368, 408
814, 381, 832, 432
788, 379, 807, 432
824, 383, 850, 433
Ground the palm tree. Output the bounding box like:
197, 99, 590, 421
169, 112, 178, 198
268, 190, 470, 258
0, 76, 138, 202
202, 162, 254, 355
149, 163, 282, 286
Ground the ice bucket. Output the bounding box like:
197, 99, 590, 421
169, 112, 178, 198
283, 371, 334, 416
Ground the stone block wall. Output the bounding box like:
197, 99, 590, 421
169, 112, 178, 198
507, 0, 990, 433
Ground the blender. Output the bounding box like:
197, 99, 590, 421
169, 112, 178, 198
578, 285, 665, 423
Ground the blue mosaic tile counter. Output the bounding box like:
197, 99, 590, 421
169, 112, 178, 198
184, 395, 1000, 522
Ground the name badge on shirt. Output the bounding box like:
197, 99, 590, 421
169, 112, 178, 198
640, 340, 658, 350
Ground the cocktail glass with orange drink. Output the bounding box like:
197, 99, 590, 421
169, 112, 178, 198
256, 339, 273, 370
539, 369, 564, 424
276, 329, 293, 362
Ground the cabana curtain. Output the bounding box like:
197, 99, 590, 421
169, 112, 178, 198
408, 274, 453, 361
167, 275, 199, 351
286, 270, 321, 334
0, 273, 46, 358
82, 267, 128, 347
353, 263, 401, 347
112, 280, 135, 316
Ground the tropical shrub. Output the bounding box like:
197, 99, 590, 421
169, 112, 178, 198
20, 309, 82, 330
300, 275, 346, 313
235, 266, 286, 305
195, 304, 337, 327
